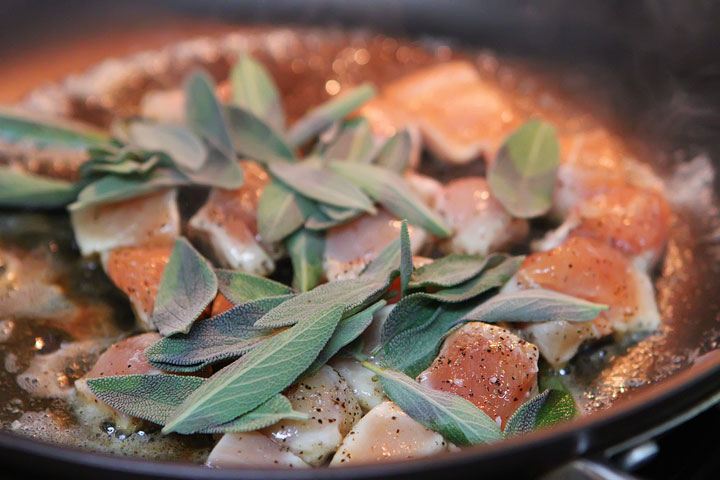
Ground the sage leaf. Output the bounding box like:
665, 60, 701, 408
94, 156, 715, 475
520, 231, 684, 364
163, 304, 345, 434
254, 276, 389, 328
487, 119, 560, 218
330, 161, 451, 237
86, 374, 205, 426
129, 122, 206, 171
286, 228, 325, 292
378, 296, 473, 377
304, 204, 361, 231
185, 71, 235, 161
179, 146, 244, 190
229, 55, 285, 132
360, 227, 405, 282
363, 363, 502, 445
257, 179, 315, 243
152, 237, 218, 337
410, 254, 504, 289
322, 117, 375, 163
420, 255, 523, 303
216, 269, 292, 305
399, 220, 413, 297
462, 289, 608, 324
145, 296, 291, 372
305, 300, 386, 376
504, 389, 577, 435
203, 394, 308, 433
68, 168, 187, 211
287, 83, 376, 147
225, 105, 296, 163
375, 130, 412, 173
0, 167, 78, 208
0, 108, 109, 150
267, 161, 376, 213
86, 375, 305, 432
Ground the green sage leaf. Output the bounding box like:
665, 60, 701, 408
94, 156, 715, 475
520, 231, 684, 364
179, 146, 244, 190
410, 254, 503, 289
487, 119, 560, 218
184, 71, 235, 161
305, 300, 386, 376
462, 289, 608, 323
304, 203, 361, 230
330, 161, 451, 237
363, 363, 502, 445
229, 55, 285, 132
287, 83, 376, 147
0, 167, 78, 208
322, 117, 375, 163
129, 122, 207, 171
152, 237, 218, 336
257, 179, 315, 243
0, 109, 109, 150
399, 220, 413, 298
216, 269, 292, 305
267, 161, 376, 213
375, 130, 412, 173
86, 374, 206, 425
163, 303, 345, 434
504, 389, 577, 435
203, 394, 308, 433
145, 296, 291, 372
225, 105, 296, 163
286, 228, 325, 292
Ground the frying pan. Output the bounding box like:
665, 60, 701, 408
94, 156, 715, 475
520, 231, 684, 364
0, 1, 719, 478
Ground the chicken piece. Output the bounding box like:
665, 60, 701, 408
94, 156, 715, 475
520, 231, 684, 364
552, 128, 664, 219
354, 98, 422, 169
330, 401, 448, 466
418, 322, 539, 428
210, 293, 235, 316
206, 432, 309, 469
374, 61, 522, 164
323, 209, 428, 282
504, 237, 661, 367
535, 186, 671, 269
70, 188, 180, 256
74, 333, 162, 432
435, 177, 528, 256
139, 82, 231, 124
188, 161, 275, 275
102, 245, 172, 331
263, 365, 362, 466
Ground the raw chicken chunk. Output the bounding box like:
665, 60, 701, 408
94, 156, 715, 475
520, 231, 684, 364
70, 188, 180, 256
323, 209, 428, 282
504, 237, 661, 367
330, 401, 448, 466
206, 432, 309, 469
263, 365, 362, 466
102, 245, 172, 331
188, 161, 275, 275
435, 177, 528, 256
418, 322, 539, 428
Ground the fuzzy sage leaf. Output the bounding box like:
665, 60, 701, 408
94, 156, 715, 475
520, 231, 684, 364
487, 119, 560, 218
229, 55, 285, 132
322, 117, 375, 163
184, 71, 236, 162
0, 167, 78, 209
286, 228, 325, 292
163, 304, 345, 434
215, 269, 292, 305
257, 179, 315, 243
128, 122, 207, 171
504, 389, 578, 435
225, 105, 296, 164
410, 254, 504, 289
152, 237, 218, 336
363, 363, 502, 445
375, 130, 413, 172
0, 109, 109, 150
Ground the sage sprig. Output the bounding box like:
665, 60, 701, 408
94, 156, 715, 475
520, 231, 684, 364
363, 363, 502, 445
504, 389, 578, 435
487, 119, 559, 218
152, 237, 218, 337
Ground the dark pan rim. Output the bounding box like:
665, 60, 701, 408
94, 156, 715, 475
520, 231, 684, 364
1, 349, 719, 478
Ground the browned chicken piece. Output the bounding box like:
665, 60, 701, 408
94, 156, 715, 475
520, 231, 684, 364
330, 401, 449, 466
418, 322, 539, 429
101, 245, 172, 331
434, 177, 528, 256
323, 209, 428, 282
358, 61, 522, 164
70, 188, 180, 256
188, 161, 276, 276
503, 237, 660, 367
